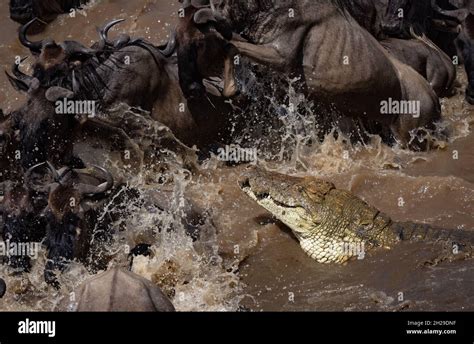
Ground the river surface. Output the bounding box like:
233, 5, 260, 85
0, 0, 473, 311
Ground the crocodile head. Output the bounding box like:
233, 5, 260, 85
239, 168, 336, 236
239, 167, 395, 263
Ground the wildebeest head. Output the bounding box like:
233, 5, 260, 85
25, 162, 114, 286
382, 0, 409, 35
177, 0, 238, 100
19, 19, 100, 86
5, 20, 103, 169
381, 0, 435, 36
5, 62, 80, 169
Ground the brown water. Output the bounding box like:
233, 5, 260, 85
0, 0, 473, 311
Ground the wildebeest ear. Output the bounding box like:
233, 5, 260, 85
5, 71, 30, 92
45, 87, 75, 102
194, 8, 217, 24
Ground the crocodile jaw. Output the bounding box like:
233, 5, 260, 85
299, 234, 365, 264
241, 185, 313, 235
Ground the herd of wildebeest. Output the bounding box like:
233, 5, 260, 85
0, 0, 473, 307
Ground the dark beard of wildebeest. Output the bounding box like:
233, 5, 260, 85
1, 162, 115, 287
9, 0, 89, 30
183, 0, 441, 150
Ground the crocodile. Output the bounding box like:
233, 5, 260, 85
239, 167, 474, 264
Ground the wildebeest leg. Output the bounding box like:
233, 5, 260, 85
231, 40, 287, 70
411, 32, 457, 97
388, 57, 442, 150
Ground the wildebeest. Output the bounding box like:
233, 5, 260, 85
177, 0, 238, 99
9, 0, 89, 29
21, 161, 114, 286
344, 0, 456, 97
59, 268, 175, 311
0, 160, 115, 287
181, 0, 441, 149
383, 0, 474, 103
434, 0, 474, 103
6, 20, 179, 170
6, 63, 82, 170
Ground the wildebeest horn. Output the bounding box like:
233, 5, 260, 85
98, 19, 125, 50
5, 59, 38, 92
431, 0, 470, 22
12, 58, 35, 84
74, 165, 114, 196
159, 30, 177, 57
19, 19, 44, 53
25, 161, 61, 192
72, 70, 80, 94
194, 8, 218, 24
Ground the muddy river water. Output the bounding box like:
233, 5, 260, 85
0, 0, 473, 311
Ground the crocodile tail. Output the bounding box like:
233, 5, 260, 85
391, 222, 474, 254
